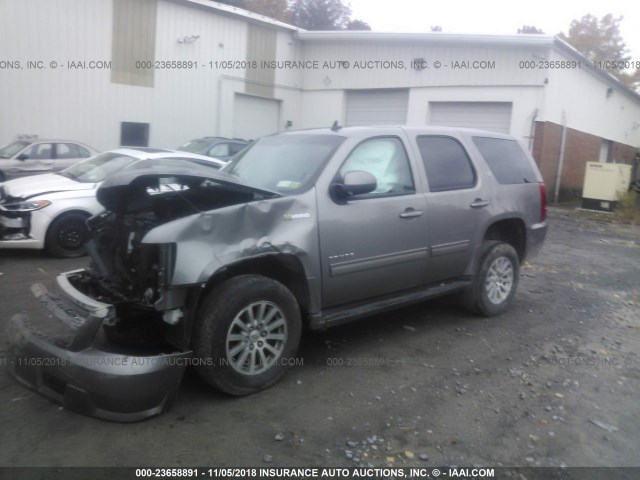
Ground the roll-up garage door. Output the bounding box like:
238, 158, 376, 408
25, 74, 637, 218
429, 102, 512, 134
346, 89, 409, 126
233, 94, 280, 140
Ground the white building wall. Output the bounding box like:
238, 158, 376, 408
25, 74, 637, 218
299, 91, 345, 129
542, 49, 640, 147
0, 0, 115, 150
299, 40, 548, 90
2, 2, 639, 153
0, 0, 301, 150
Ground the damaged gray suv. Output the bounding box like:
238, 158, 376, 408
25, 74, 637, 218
8, 126, 547, 421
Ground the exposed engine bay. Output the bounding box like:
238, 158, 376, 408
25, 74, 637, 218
70, 174, 277, 308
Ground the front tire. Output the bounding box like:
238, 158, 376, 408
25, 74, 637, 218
45, 212, 89, 258
464, 241, 519, 316
194, 275, 302, 396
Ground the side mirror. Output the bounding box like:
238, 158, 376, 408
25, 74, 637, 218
331, 170, 377, 202
17, 154, 29, 161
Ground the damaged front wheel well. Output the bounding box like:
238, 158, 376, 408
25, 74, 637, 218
199, 254, 311, 318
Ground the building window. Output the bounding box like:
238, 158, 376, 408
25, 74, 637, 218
121, 122, 150, 147
599, 140, 612, 163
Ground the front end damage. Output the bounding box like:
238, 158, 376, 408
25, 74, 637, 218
7, 273, 191, 422
8, 164, 284, 421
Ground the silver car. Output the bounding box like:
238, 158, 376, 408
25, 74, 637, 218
0, 139, 99, 181
8, 126, 547, 421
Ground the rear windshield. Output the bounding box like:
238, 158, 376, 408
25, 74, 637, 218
472, 137, 538, 184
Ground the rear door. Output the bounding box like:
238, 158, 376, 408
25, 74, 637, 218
52, 143, 91, 170
318, 135, 429, 307
413, 135, 491, 283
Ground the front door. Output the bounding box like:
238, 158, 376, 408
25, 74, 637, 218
319, 136, 428, 308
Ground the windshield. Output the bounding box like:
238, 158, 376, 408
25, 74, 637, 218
178, 139, 219, 154
222, 134, 345, 194
59, 152, 137, 183
0, 140, 30, 159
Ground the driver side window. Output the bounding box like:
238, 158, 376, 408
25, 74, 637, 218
339, 137, 414, 197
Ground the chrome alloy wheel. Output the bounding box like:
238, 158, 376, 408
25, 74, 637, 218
485, 256, 514, 305
225, 301, 287, 375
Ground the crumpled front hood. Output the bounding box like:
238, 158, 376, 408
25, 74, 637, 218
1, 173, 95, 200
96, 159, 279, 213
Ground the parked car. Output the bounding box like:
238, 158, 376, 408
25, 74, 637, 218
0, 139, 99, 182
177, 136, 248, 161
8, 126, 547, 421
0, 147, 226, 257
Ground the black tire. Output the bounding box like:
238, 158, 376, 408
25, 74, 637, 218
464, 241, 519, 316
45, 212, 90, 258
0, 170, 6, 182
194, 275, 302, 396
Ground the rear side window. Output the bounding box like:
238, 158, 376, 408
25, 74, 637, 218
417, 136, 476, 192
55, 143, 77, 159
473, 137, 537, 184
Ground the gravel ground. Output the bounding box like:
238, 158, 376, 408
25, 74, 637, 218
0, 206, 638, 468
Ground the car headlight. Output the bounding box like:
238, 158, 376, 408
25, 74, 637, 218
0, 199, 51, 212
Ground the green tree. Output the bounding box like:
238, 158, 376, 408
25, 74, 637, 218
558, 13, 640, 91
347, 19, 371, 31
559, 14, 629, 64
289, 0, 352, 30
559, 13, 639, 90
245, 0, 291, 23
517, 25, 544, 34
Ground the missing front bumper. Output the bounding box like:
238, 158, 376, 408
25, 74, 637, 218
6, 272, 192, 422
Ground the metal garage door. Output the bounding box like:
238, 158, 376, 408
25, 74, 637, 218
233, 94, 280, 140
346, 89, 409, 126
429, 102, 512, 134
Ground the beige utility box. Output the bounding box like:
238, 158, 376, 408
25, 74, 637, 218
582, 162, 632, 211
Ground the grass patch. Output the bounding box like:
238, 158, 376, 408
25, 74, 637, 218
613, 191, 640, 225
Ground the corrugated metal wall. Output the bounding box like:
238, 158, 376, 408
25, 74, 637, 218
111, 0, 157, 87
246, 25, 276, 98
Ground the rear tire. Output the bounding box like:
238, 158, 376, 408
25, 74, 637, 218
194, 275, 302, 396
464, 241, 519, 316
45, 212, 89, 258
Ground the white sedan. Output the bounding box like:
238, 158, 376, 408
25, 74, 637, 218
0, 147, 226, 257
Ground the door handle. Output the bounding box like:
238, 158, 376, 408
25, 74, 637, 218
399, 208, 424, 218
470, 198, 489, 208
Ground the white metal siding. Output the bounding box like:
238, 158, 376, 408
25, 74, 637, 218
429, 102, 513, 133
345, 89, 409, 126
233, 94, 280, 140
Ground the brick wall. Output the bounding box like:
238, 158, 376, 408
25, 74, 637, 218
532, 121, 637, 201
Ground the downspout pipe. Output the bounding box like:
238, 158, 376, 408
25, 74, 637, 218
554, 111, 568, 203
528, 108, 538, 151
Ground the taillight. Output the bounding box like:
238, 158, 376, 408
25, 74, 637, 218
539, 183, 547, 222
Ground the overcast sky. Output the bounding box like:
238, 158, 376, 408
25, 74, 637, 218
350, 0, 640, 60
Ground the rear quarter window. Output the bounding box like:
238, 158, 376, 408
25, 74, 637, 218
473, 137, 537, 184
